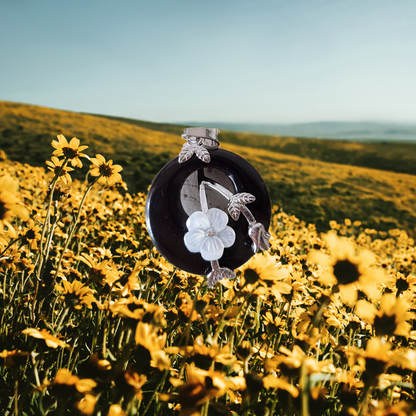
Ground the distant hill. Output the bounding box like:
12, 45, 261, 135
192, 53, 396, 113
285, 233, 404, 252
91, 113, 416, 177
188, 121, 416, 142
3, 100, 416, 235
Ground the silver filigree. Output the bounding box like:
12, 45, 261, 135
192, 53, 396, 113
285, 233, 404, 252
228, 192, 256, 221
178, 127, 271, 288
178, 128, 219, 164
179, 141, 211, 164
207, 260, 236, 288
199, 181, 270, 254
248, 222, 271, 252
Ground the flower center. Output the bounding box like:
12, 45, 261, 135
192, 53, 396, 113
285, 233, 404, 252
332, 259, 360, 285
25, 229, 37, 240
206, 227, 216, 237
373, 313, 397, 337
62, 147, 79, 159
0, 201, 6, 219
396, 277, 409, 293
99, 164, 114, 177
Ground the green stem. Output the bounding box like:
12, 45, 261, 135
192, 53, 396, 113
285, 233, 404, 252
201, 400, 210, 416
42, 200, 60, 268
55, 307, 70, 334
102, 294, 111, 358
91, 310, 103, 354
306, 295, 331, 336
37, 158, 69, 277
152, 268, 176, 303
141, 370, 168, 416
0, 236, 23, 258
233, 304, 250, 347
44, 175, 100, 298
300, 358, 309, 416
32, 159, 69, 321
213, 282, 253, 343
358, 383, 371, 416
14, 377, 18, 416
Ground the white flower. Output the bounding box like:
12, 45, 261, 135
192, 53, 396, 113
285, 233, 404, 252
184, 208, 236, 261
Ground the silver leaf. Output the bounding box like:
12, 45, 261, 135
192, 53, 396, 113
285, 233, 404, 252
195, 146, 211, 163
248, 222, 271, 252
228, 200, 241, 221
233, 192, 256, 205
207, 267, 236, 288
179, 143, 211, 164
227, 192, 255, 221
178, 143, 195, 163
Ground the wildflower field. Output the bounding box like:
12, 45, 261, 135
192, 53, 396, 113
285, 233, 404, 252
2, 127, 416, 416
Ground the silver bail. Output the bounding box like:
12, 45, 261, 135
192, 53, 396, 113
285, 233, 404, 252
181, 127, 220, 149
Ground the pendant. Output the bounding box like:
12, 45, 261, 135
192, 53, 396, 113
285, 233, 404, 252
145, 127, 271, 287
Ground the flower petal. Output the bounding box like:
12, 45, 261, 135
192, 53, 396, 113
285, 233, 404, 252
206, 208, 228, 232
70, 137, 80, 147
218, 226, 235, 248
200, 236, 224, 261
184, 230, 207, 253
186, 211, 210, 231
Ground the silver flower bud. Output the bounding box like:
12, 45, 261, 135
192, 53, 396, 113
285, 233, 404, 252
248, 222, 271, 252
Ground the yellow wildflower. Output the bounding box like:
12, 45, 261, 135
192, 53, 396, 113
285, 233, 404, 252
135, 322, 170, 371
52, 134, 89, 168
22, 328, 69, 349
0, 175, 29, 234
45, 156, 73, 185
0, 349, 30, 367
55, 280, 96, 309
107, 405, 127, 416
309, 231, 386, 304
89, 154, 123, 186
355, 293, 414, 337
46, 368, 97, 398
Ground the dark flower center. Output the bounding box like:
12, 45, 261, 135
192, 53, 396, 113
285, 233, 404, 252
364, 357, 387, 377
396, 277, 409, 293
245, 268, 260, 284
89, 268, 108, 284
62, 147, 79, 159
333, 259, 360, 285
99, 164, 114, 177
54, 166, 67, 176
127, 303, 144, 312
25, 229, 36, 240
0, 201, 6, 219
63, 292, 82, 307
373, 313, 397, 337
191, 353, 213, 370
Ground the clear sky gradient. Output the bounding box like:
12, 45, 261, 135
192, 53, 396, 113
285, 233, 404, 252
1, 0, 415, 124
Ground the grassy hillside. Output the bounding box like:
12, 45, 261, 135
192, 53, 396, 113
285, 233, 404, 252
218, 132, 416, 176
0, 101, 181, 193
2, 100, 416, 235
91, 113, 416, 176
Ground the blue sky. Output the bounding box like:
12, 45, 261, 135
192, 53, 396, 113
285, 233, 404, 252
1, 0, 415, 124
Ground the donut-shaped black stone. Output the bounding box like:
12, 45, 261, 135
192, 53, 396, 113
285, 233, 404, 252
145, 148, 271, 276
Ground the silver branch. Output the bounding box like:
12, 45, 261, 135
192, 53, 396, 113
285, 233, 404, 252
207, 260, 236, 288
228, 193, 256, 221
199, 181, 270, 254
248, 222, 271, 252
